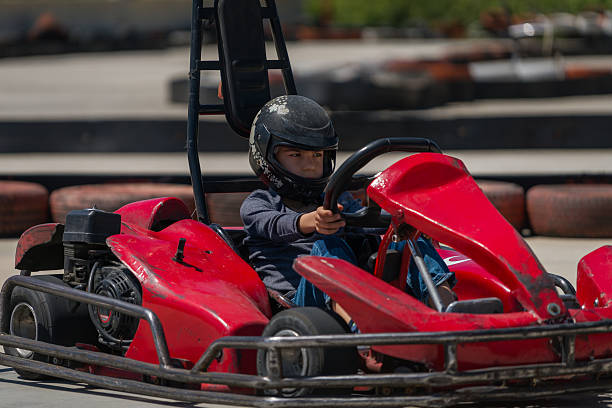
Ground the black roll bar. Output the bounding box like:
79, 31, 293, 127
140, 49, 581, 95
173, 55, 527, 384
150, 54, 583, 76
186, 0, 296, 224
187, 0, 209, 223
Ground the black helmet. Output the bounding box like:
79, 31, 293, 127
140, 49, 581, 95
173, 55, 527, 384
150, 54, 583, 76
249, 95, 337, 202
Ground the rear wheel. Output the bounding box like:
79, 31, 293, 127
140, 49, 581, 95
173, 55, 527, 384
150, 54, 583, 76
4, 275, 96, 380
256, 307, 357, 397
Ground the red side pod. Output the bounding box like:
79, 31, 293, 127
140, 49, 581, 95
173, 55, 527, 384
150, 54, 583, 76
107, 219, 271, 373
577, 245, 612, 308
367, 153, 564, 321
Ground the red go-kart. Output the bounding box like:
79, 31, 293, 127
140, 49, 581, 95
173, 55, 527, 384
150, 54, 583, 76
2, 1, 612, 407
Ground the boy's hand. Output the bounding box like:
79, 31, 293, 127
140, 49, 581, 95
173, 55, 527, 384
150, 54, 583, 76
298, 204, 346, 235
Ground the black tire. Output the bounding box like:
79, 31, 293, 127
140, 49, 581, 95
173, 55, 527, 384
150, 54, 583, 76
256, 307, 357, 397
4, 275, 97, 380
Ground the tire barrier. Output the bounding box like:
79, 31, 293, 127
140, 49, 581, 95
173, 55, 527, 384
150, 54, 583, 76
527, 184, 612, 238
205, 192, 250, 227
203, 185, 523, 230
476, 180, 526, 231
45, 181, 611, 237
204, 189, 368, 228
49, 183, 196, 224
0, 181, 49, 236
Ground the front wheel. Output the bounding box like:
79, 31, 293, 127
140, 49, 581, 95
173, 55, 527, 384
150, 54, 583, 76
256, 307, 357, 397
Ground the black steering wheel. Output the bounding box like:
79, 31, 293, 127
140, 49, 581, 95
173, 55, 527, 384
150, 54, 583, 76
322, 137, 442, 228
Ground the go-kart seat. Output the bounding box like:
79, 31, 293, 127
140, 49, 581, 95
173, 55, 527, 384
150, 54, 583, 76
367, 249, 401, 281
212, 225, 250, 262
216, 226, 297, 313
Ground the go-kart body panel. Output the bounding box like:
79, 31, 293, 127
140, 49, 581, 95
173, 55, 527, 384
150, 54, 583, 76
14, 223, 64, 271
577, 245, 612, 309
367, 153, 564, 321
293, 255, 612, 371
437, 248, 516, 313
106, 213, 270, 373
4, 160, 612, 406
115, 196, 192, 231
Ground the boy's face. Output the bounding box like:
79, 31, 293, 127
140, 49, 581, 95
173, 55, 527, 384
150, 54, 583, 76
275, 146, 324, 179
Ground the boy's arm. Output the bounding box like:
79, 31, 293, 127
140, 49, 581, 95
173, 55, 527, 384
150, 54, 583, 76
241, 193, 306, 242
299, 204, 346, 235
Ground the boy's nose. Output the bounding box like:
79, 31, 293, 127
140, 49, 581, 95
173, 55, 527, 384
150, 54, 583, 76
303, 156, 317, 168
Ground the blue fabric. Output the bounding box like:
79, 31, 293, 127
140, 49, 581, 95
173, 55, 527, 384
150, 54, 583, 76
240, 188, 362, 294
389, 237, 456, 304
291, 236, 357, 307
292, 236, 455, 308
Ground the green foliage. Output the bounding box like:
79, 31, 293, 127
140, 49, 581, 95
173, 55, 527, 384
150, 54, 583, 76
303, 0, 612, 27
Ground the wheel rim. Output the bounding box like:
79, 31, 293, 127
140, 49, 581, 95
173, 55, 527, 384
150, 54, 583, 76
9, 302, 38, 358
269, 329, 308, 378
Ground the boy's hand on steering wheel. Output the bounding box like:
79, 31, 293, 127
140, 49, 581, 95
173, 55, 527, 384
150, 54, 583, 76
299, 204, 346, 235
314, 204, 346, 235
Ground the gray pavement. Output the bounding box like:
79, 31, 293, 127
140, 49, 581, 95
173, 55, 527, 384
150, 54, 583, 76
3, 42, 612, 121
0, 149, 611, 177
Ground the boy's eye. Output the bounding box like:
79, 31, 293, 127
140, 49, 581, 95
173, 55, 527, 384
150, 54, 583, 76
313, 152, 323, 157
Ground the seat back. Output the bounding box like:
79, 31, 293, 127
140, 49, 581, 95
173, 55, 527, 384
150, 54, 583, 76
187, 0, 296, 223
215, 0, 296, 136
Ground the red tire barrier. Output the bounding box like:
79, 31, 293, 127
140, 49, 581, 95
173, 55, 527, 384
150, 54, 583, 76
476, 180, 526, 231
527, 184, 612, 238
205, 192, 250, 227
50, 183, 196, 224
205, 188, 368, 228
0, 181, 49, 235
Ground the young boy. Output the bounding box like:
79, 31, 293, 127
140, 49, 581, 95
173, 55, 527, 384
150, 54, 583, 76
241, 95, 455, 310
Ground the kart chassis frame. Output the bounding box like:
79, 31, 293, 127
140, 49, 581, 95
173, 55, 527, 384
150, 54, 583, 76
3, 275, 612, 407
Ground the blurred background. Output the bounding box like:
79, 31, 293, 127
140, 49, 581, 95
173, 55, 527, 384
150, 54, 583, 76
0, 0, 610, 241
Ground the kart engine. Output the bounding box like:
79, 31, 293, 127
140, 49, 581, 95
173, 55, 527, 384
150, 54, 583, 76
87, 264, 142, 349
62, 208, 142, 350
